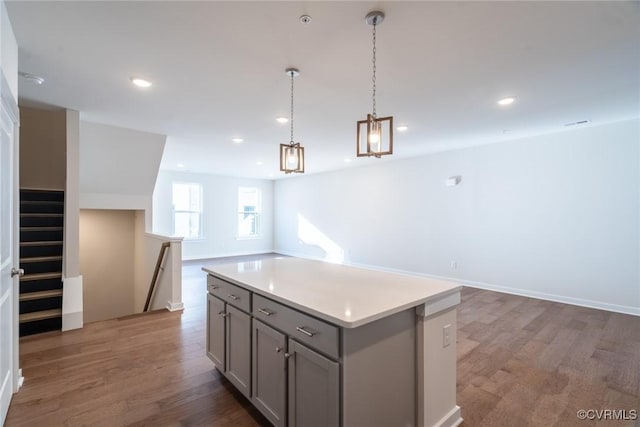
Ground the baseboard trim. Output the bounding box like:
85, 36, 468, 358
435, 405, 463, 427
62, 275, 84, 331
273, 251, 640, 316
166, 301, 184, 312
183, 249, 278, 262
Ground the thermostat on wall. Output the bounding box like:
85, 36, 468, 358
446, 176, 461, 187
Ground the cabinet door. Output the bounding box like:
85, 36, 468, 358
226, 305, 251, 398
252, 320, 287, 427
207, 294, 226, 370
288, 339, 339, 427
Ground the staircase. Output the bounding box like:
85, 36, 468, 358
19, 189, 64, 336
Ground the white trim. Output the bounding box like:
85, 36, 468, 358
416, 292, 461, 319
434, 405, 463, 427
62, 275, 83, 331
16, 369, 23, 389
165, 301, 184, 312
182, 249, 277, 262
145, 232, 184, 243
274, 251, 640, 316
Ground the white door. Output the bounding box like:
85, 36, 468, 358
0, 84, 19, 424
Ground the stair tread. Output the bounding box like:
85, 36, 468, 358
20, 289, 63, 301
21, 272, 62, 281
20, 226, 63, 231
20, 213, 64, 217
19, 309, 62, 323
20, 241, 63, 246
20, 256, 63, 263
20, 200, 64, 204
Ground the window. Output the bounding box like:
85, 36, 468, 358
172, 182, 203, 239
238, 187, 261, 238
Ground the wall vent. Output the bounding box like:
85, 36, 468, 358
564, 119, 591, 127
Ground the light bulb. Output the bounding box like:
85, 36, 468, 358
287, 147, 298, 165
368, 122, 381, 153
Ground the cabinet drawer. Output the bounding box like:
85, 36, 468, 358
208, 275, 251, 313
253, 294, 339, 359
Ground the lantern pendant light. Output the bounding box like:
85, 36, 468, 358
280, 68, 305, 174
357, 11, 393, 158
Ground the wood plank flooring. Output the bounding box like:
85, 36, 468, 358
6, 255, 640, 426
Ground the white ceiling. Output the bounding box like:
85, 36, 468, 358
8, 1, 640, 179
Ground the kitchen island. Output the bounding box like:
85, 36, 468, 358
203, 257, 462, 427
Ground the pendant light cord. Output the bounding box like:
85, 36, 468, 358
290, 70, 295, 144
372, 19, 377, 118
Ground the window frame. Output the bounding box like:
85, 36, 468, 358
171, 181, 204, 240
237, 186, 262, 239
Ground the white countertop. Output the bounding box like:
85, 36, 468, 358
202, 257, 461, 328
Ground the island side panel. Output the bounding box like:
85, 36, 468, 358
342, 308, 416, 427
416, 305, 462, 427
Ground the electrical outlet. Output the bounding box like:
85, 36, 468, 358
450, 261, 457, 269
443, 324, 452, 347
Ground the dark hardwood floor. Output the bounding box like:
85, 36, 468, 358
6, 255, 640, 426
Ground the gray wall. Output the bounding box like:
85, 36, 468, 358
19, 106, 67, 190
274, 119, 640, 315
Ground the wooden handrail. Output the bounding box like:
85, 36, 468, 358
144, 242, 171, 312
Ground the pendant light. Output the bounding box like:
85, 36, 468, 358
357, 11, 393, 158
280, 68, 305, 174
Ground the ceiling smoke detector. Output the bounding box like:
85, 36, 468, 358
18, 71, 45, 85
299, 15, 311, 24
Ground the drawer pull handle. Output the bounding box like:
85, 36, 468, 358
218, 311, 227, 318
228, 294, 239, 300
296, 326, 315, 337
258, 308, 274, 316
210, 285, 219, 290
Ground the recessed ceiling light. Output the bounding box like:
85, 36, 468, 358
256, 161, 264, 166
396, 125, 409, 132
231, 137, 244, 143
177, 163, 184, 168
276, 117, 289, 124
497, 97, 516, 106
130, 77, 152, 88
18, 71, 45, 85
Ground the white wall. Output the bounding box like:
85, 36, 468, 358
0, 0, 17, 100
79, 121, 166, 228
153, 170, 274, 260
274, 119, 640, 315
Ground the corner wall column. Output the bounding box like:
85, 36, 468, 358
416, 291, 463, 427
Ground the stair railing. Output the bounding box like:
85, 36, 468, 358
144, 242, 171, 312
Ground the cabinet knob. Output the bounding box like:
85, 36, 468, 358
284, 352, 292, 359
275, 347, 282, 353
218, 311, 227, 318
228, 294, 239, 300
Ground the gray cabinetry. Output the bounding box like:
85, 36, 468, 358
288, 339, 339, 427
206, 293, 225, 369
225, 304, 251, 398
206, 278, 252, 399
252, 320, 287, 427
206, 273, 417, 427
